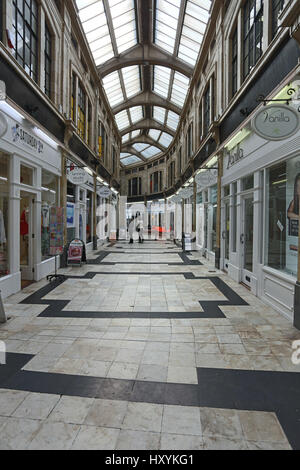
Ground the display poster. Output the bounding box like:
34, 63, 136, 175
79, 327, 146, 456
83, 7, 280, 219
67, 203, 75, 228
67, 239, 84, 265
286, 157, 300, 275
49, 207, 64, 256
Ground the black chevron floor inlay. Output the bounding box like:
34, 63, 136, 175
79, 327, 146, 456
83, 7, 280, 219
19, 272, 248, 319
0, 354, 299, 449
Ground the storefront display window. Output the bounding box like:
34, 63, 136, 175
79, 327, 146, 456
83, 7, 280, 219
21, 165, 34, 186
210, 185, 217, 252
86, 190, 93, 243
41, 170, 58, 260
265, 156, 300, 277
67, 182, 76, 243
0, 155, 9, 277
232, 182, 237, 252
242, 174, 254, 191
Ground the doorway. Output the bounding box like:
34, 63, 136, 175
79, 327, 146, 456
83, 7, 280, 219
241, 194, 254, 287
20, 192, 35, 284
222, 199, 230, 272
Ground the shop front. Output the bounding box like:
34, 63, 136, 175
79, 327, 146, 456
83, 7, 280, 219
220, 78, 300, 320
195, 168, 218, 262
0, 103, 61, 298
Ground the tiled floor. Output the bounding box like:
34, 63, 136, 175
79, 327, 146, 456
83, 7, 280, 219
0, 240, 299, 450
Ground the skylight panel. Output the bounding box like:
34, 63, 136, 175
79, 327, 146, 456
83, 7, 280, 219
159, 132, 173, 147
153, 66, 171, 99
131, 130, 140, 139
130, 106, 143, 124
121, 155, 141, 165
170, 71, 189, 107
102, 71, 124, 107
148, 129, 161, 141
155, 0, 180, 54
120, 153, 131, 158
133, 143, 149, 152
166, 110, 179, 131
110, 0, 137, 53
122, 66, 141, 98
122, 134, 130, 144
115, 110, 130, 130
153, 107, 166, 124
141, 146, 161, 158
177, 0, 212, 66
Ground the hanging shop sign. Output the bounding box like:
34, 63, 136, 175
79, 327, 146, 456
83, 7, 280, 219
67, 239, 84, 266
49, 207, 64, 256
252, 104, 299, 141
11, 124, 44, 153
67, 164, 88, 185
196, 169, 218, 187
0, 112, 7, 138
98, 186, 111, 199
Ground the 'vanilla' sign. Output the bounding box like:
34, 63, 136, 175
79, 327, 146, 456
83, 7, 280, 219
252, 104, 299, 141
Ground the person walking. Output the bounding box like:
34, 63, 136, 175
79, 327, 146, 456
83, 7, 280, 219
137, 217, 144, 244
128, 215, 134, 244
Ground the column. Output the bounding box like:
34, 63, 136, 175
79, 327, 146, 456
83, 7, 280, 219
74, 185, 80, 239
60, 150, 67, 265
252, 171, 263, 297
9, 155, 20, 279
192, 180, 197, 249
215, 153, 223, 269
93, 175, 97, 249
34, 167, 42, 280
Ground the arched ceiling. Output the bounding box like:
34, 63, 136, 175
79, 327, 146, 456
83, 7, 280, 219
76, 0, 212, 166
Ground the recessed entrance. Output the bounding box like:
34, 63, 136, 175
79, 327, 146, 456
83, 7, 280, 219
20, 192, 35, 283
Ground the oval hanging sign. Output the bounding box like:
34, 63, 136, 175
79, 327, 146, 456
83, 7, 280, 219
252, 104, 299, 141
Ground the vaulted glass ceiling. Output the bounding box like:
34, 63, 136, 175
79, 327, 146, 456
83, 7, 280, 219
75, 0, 212, 167
155, 0, 211, 66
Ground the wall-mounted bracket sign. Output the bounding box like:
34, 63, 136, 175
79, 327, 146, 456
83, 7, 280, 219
252, 104, 299, 141
66, 162, 88, 185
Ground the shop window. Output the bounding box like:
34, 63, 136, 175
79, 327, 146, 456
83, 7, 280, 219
242, 174, 254, 191
186, 124, 193, 159
265, 158, 300, 277
232, 27, 238, 97
272, 0, 284, 38
224, 185, 230, 197
41, 170, 58, 260
77, 81, 86, 140
12, 0, 38, 82
232, 182, 237, 252
210, 185, 218, 252
71, 73, 76, 122
203, 85, 210, 135
86, 191, 92, 244
0, 155, 9, 278
20, 165, 33, 186
45, 23, 52, 99
67, 182, 76, 243
243, 0, 264, 79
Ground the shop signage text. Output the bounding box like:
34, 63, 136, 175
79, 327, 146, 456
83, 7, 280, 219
252, 104, 299, 141
98, 187, 111, 199
226, 146, 244, 169
67, 166, 88, 185
12, 124, 44, 153
0, 113, 7, 138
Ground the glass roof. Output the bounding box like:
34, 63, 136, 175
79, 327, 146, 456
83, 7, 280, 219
115, 106, 144, 131
76, 0, 137, 66
120, 154, 142, 165
153, 66, 190, 108
148, 129, 173, 148
75, 0, 213, 167
132, 143, 162, 159
153, 106, 179, 132
102, 66, 141, 108
122, 130, 141, 144
154, 0, 212, 66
